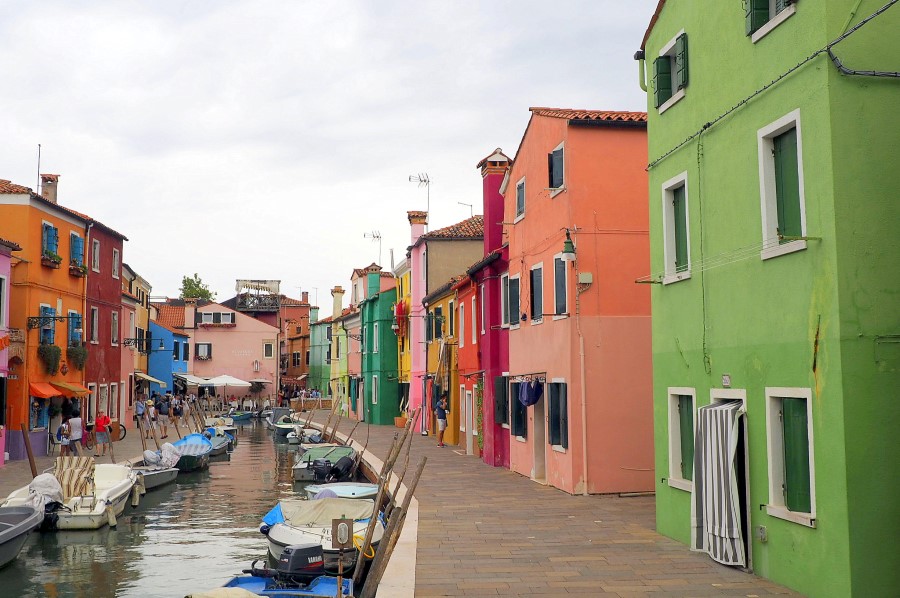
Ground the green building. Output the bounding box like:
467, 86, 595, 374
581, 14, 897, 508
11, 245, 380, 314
639, 1, 899, 596
361, 272, 400, 425
308, 310, 331, 397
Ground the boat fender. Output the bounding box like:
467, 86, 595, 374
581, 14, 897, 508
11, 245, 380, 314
106, 503, 117, 528
259, 523, 271, 536
131, 482, 142, 507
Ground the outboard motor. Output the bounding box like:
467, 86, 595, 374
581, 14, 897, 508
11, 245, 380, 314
325, 456, 354, 483
312, 459, 333, 482
276, 543, 326, 584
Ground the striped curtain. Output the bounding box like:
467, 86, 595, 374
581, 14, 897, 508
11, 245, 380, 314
690, 401, 746, 567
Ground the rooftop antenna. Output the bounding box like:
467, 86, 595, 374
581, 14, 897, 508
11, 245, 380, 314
458, 201, 473, 217
389, 248, 395, 270
408, 173, 430, 231
364, 230, 382, 264
36, 144, 41, 194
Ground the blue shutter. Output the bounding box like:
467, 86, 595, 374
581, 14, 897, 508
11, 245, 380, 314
42, 224, 51, 253
49, 226, 59, 254
71, 235, 84, 265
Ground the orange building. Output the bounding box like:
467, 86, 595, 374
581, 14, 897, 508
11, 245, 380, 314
0, 178, 92, 458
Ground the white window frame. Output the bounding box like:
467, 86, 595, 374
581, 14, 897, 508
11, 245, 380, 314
460, 384, 466, 432
458, 302, 465, 348
201, 312, 214, 323
110, 310, 119, 345
90, 306, 99, 344
549, 141, 566, 198
758, 109, 807, 261
221, 312, 234, 324
91, 238, 101, 273
514, 177, 526, 222
661, 171, 692, 284
471, 299, 477, 345
0, 274, 7, 328
111, 248, 120, 279
530, 263, 544, 324
751, 1, 797, 44
500, 273, 510, 328
373, 323, 379, 353
765, 387, 816, 527
552, 255, 569, 320
667, 387, 696, 492
372, 375, 378, 405
263, 341, 275, 359
479, 284, 485, 335
109, 383, 118, 419
196, 343, 212, 359
86, 383, 97, 423
657, 29, 687, 114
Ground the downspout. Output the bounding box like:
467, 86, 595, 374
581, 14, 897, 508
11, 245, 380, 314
573, 231, 590, 496
634, 50, 647, 92
82, 222, 93, 397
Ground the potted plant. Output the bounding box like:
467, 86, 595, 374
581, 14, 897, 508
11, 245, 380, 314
41, 250, 63, 268
37, 343, 62, 375
69, 260, 88, 277
67, 344, 88, 370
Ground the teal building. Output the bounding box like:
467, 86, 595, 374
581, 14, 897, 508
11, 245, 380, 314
360, 272, 400, 425
307, 308, 331, 397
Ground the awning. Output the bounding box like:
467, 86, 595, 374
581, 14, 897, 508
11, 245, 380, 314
174, 373, 210, 385
206, 374, 251, 387
29, 382, 61, 399
248, 378, 272, 384
50, 381, 91, 398
134, 372, 167, 388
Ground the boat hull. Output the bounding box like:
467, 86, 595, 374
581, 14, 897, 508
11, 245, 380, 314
133, 466, 179, 491
224, 574, 352, 597
266, 519, 382, 573
176, 453, 210, 472
0, 506, 43, 568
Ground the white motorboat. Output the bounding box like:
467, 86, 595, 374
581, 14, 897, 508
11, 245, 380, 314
303, 482, 379, 501
131, 464, 179, 492
260, 498, 384, 572
0, 506, 43, 568
292, 446, 356, 482
2, 457, 137, 530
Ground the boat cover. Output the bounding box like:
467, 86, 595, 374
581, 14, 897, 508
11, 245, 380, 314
145, 445, 181, 468
297, 446, 355, 464
262, 498, 374, 527
174, 434, 214, 456
25, 473, 64, 510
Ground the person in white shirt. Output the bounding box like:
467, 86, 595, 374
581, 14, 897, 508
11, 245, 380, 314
68, 410, 84, 456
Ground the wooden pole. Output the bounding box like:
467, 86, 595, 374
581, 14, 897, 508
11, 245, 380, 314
148, 410, 161, 450
108, 429, 116, 463
172, 413, 184, 439
137, 416, 148, 453
342, 420, 361, 446
327, 412, 343, 444
20, 423, 37, 478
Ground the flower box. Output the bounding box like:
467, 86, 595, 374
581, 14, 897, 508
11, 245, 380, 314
41, 256, 61, 269
69, 264, 87, 277
198, 322, 237, 328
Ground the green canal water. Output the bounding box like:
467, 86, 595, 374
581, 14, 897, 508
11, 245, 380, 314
0, 421, 304, 597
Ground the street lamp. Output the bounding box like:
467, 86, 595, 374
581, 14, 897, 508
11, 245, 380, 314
408, 173, 430, 231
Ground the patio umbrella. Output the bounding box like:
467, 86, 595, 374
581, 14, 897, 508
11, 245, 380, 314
206, 375, 252, 406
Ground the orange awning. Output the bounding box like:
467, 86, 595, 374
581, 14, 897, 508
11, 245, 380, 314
0, 335, 9, 351
50, 381, 91, 398
29, 382, 61, 399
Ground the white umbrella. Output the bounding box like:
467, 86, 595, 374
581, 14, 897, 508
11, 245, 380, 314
206, 375, 252, 387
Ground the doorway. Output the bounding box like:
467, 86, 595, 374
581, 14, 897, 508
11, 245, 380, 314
532, 392, 546, 483
465, 389, 474, 455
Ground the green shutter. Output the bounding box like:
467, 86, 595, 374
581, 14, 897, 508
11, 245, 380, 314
554, 258, 566, 315
548, 384, 560, 446
673, 185, 688, 272
350, 378, 358, 411
510, 382, 527, 438
509, 279, 520, 325
550, 148, 564, 189
782, 398, 812, 513
775, 0, 790, 15
530, 268, 542, 321
653, 56, 672, 108
516, 182, 525, 216
494, 376, 508, 425
678, 395, 694, 481
774, 128, 802, 240
674, 33, 688, 90
746, 0, 769, 35
425, 312, 433, 342
559, 383, 568, 449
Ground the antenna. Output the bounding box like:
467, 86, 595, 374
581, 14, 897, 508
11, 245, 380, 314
389, 248, 395, 270
36, 144, 41, 194
458, 201, 473, 217
408, 173, 431, 231
364, 230, 382, 264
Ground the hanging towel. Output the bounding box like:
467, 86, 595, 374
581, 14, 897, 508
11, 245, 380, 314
690, 400, 746, 567
519, 380, 543, 407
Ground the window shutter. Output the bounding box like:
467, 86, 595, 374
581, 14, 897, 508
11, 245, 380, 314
773, 128, 802, 240
530, 268, 543, 320
673, 186, 688, 272
213, 312, 221, 324
550, 148, 564, 189
516, 182, 525, 216
195, 310, 202, 324
746, 0, 769, 35
653, 56, 672, 108
42, 224, 51, 252
510, 382, 521, 435
50, 226, 58, 253
678, 395, 694, 480
173, 341, 179, 358
782, 398, 812, 513
208, 343, 212, 358
554, 258, 566, 315
559, 383, 568, 449
674, 33, 688, 90
493, 376, 508, 425
425, 312, 433, 341
183, 343, 189, 361
435, 307, 443, 338
775, 0, 789, 15
548, 384, 560, 446
509, 279, 520, 325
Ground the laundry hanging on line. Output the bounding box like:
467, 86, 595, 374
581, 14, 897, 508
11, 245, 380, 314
518, 379, 543, 407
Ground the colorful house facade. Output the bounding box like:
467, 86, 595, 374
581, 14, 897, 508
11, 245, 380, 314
392, 256, 412, 418
122, 263, 153, 412
308, 312, 330, 397
360, 272, 400, 425
328, 287, 349, 411
147, 320, 189, 397
422, 278, 460, 445
0, 236, 22, 464
502, 107, 653, 495
452, 275, 480, 456
640, 1, 899, 595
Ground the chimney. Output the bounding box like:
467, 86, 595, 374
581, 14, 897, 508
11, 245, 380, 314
40, 174, 60, 204
408, 210, 427, 247
183, 298, 197, 328
331, 286, 344, 319
301, 291, 309, 304
478, 149, 509, 254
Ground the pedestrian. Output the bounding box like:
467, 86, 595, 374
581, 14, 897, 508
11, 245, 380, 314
146, 400, 159, 439
94, 410, 112, 457
68, 409, 84, 456
58, 415, 71, 456
434, 392, 449, 448
172, 394, 183, 429
157, 393, 170, 439
135, 396, 149, 438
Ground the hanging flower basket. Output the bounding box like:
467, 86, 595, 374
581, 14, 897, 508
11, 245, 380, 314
38, 343, 62, 375
69, 262, 88, 277
67, 344, 88, 370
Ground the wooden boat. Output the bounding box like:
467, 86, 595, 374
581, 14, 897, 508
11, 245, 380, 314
271, 415, 299, 437
260, 498, 383, 572
303, 482, 379, 501
131, 464, 179, 491
229, 411, 253, 422
2, 458, 137, 530
292, 446, 355, 482
0, 506, 42, 568
172, 433, 214, 472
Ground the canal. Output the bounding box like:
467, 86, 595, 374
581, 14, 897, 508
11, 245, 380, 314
0, 421, 303, 597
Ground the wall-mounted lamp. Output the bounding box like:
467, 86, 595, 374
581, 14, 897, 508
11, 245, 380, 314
560, 229, 576, 262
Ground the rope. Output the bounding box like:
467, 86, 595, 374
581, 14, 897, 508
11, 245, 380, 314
353, 534, 376, 559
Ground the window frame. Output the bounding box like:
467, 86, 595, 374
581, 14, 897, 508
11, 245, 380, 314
89, 306, 99, 344
471, 298, 477, 345
530, 263, 543, 324
548, 142, 565, 197
494, 375, 510, 427
749, 0, 797, 43
110, 311, 119, 346
479, 284, 485, 335
196, 342, 212, 360
548, 379, 568, 451
458, 302, 465, 348
112, 248, 120, 279
667, 387, 696, 492
500, 274, 510, 328
515, 177, 526, 221
508, 275, 521, 329
41, 221, 59, 258
765, 387, 817, 527
372, 375, 378, 405
373, 323, 379, 353
661, 172, 692, 284
510, 380, 527, 440
654, 29, 688, 114
91, 238, 101, 273
552, 255, 568, 319
69, 232, 84, 266
757, 109, 807, 260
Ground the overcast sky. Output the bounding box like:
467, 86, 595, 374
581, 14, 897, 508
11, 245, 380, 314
2, 0, 656, 308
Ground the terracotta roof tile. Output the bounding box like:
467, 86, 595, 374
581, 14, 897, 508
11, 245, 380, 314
422, 215, 484, 240
154, 303, 185, 330
0, 236, 22, 251
529, 107, 648, 122
0, 180, 35, 195
152, 320, 187, 337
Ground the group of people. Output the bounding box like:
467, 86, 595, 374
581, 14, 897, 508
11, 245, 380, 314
56, 408, 113, 457
135, 391, 195, 440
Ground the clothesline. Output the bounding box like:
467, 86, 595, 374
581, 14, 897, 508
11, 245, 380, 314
511, 372, 546, 384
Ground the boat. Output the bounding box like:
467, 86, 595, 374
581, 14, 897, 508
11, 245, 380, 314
265, 407, 292, 429
131, 462, 179, 492
172, 433, 214, 472
229, 411, 253, 422
0, 506, 43, 568
2, 457, 137, 530
205, 415, 234, 427
272, 415, 300, 437
260, 498, 384, 572
303, 482, 379, 501
286, 431, 302, 445
204, 428, 231, 456
292, 446, 356, 482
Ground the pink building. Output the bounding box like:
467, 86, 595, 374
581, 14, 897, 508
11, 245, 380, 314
0, 237, 22, 466
407, 212, 428, 430
504, 108, 654, 494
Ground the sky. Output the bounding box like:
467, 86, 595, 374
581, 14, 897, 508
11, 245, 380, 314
1, 0, 657, 308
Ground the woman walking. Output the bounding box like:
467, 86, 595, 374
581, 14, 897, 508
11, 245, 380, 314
94, 410, 112, 457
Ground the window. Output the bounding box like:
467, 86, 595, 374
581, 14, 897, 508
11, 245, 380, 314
493, 376, 509, 426
109, 383, 118, 419
553, 257, 567, 317
305, 350, 310, 365
471, 299, 477, 345
222, 312, 234, 324
667, 388, 696, 491
262, 342, 273, 359
70, 233, 84, 266
91, 239, 101, 272
335, 337, 341, 360
41, 222, 59, 259
112, 248, 120, 279
758, 110, 807, 260
530, 265, 543, 323
515, 178, 525, 219
67, 310, 82, 346
448, 300, 455, 337
372, 375, 378, 405
373, 323, 379, 353
196, 343, 212, 360
39, 305, 55, 345
747, 0, 797, 43
459, 303, 465, 348
766, 387, 816, 526
548, 143, 564, 193
182, 342, 189, 361
173, 341, 180, 359
201, 312, 214, 323
0, 275, 6, 328
548, 381, 568, 449
434, 306, 444, 339
654, 31, 688, 113
292, 352, 301, 367
89, 308, 99, 343
111, 311, 119, 345
510, 381, 527, 438
508, 276, 520, 327
501, 274, 510, 326
129, 312, 135, 340
662, 172, 691, 283
479, 284, 485, 335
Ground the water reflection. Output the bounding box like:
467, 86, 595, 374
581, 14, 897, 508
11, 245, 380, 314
0, 421, 306, 597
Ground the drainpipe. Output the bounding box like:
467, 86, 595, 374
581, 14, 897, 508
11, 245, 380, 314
634, 50, 647, 92
82, 221, 93, 393
574, 257, 590, 496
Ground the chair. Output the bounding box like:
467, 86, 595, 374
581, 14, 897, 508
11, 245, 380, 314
48, 430, 61, 456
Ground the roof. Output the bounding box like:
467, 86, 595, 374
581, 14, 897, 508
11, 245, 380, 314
0, 236, 21, 252
154, 303, 185, 330
280, 295, 309, 306
641, 1, 668, 51
529, 107, 647, 122
150, 319, 188, 337
421, 215, 484, 241
423, 275, 465, 305
476, 148, 511, 169
466, 249, 502, 276
352, 263, 383, 278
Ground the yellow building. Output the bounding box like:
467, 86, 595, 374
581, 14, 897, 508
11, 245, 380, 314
392, 260, 412, 417
422, 276, 461, 446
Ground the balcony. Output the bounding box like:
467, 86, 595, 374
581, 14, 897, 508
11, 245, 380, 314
235, 292, 280, 312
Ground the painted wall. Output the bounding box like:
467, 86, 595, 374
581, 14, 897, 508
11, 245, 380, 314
361, 275, 400, 425
424, 287, 459, 445
308, 311, 330, 397
407, 212, 427, 431
643, 2, 899, 596
120, 297, 137, 428
147, 321, 188, 397
455, 279, 481, 456
393, 261, 412, 413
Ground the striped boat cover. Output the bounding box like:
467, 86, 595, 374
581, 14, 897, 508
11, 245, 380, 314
690, 401, 746, 567
54, 456, 95, 500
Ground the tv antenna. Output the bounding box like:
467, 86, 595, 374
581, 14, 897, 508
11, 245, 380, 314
458, 202, 473, 217
408, 173, 430, 231
364, 230, 382, 264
